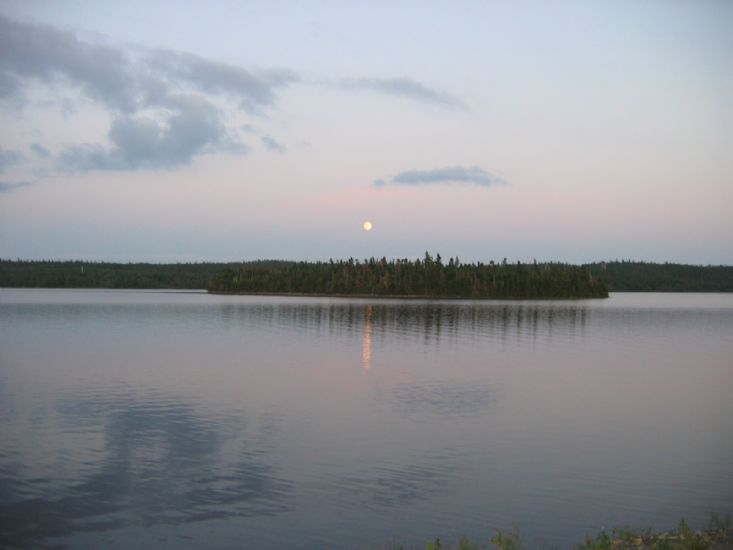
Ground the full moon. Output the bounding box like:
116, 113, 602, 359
362, 221, 373, 232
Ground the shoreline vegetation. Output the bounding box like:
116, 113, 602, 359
1, 257, 732, 294
392, 516, 732, 549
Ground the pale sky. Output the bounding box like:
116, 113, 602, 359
1, 0, 731, 264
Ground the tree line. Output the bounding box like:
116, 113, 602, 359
0, 260, 289, 289
207, 253, 609, 299
2, 258, 731, 293
583, 261, 733, 292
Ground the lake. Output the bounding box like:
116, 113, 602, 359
1, 289, 731, 548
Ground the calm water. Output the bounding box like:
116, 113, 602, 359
1, 289, 731, 549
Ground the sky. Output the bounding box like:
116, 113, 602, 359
0, 0, 731, 264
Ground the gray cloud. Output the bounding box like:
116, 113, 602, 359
0, 148, 22, 172
1, 14, 462, 116
0, 15, 137, 111
0, 16, 304, 175
60, 94, 247, 171
341, 77, 466, 109
1, 14, 466, 179
379, 166, 506, 187
261, 135, 286, 154
0, 15, 298, 116
0, 16, 299, 113
0, 180, 31, 193
0, 71, 21, 98
146, 50, 299, 113
0, 16, 280, 173
30, 143, 51, 159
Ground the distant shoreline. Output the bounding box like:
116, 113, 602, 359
2, 259, 731, 293
3, 287, 731, 295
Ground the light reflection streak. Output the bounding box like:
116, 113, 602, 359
362, 305, 373, 370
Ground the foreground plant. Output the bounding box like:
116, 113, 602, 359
580, 516, 732, 550
386, 514, 732, 550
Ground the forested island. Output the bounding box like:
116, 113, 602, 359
208, 254, 608, 299
2, 258, 732, 294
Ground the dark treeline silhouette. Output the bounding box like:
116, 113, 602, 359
584, 261, 733, 292
208, 253, 609, 298
3, 258, 730, 294
0, 259, 290, 289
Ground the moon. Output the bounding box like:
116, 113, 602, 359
362, 221, 373, 232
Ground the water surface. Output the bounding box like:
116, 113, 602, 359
1, 290, 732, 548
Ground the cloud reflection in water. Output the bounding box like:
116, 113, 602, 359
0, 392, 291, 547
